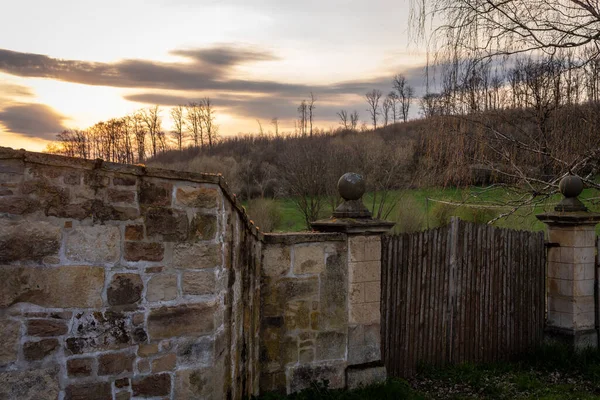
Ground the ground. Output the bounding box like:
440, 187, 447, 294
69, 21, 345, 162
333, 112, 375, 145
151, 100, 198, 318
255, 344, 600, 399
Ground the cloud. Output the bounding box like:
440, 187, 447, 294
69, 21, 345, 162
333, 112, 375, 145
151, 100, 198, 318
0, 46, 426, 97
0, 82, 34, 99
0, 103, 69, 140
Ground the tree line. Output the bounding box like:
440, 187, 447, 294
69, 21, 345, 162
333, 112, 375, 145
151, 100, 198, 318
47, 98, 219, 163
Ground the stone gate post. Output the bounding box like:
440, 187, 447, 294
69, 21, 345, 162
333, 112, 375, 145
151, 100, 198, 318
312, 173, 394, 388
537, 175, 600, 349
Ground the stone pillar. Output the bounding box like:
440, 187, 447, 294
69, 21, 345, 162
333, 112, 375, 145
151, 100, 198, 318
537, 175, 600, 349
312, 173, 394, 388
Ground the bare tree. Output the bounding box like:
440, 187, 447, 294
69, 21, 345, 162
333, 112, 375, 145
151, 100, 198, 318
337, 110, 349, 130
185, 102, 204, 147
350, 110, 360, 131
412, 0, 600, 61
382, 97, 392, 127
271, 117, 279, 136
365, 89, 382, 130
393, 75, 414, 122
388, 92, 399, 123
308, 92, 316, 137
298, 100, 308, 136
170, 105, 185, 151
142, 106, 162, 157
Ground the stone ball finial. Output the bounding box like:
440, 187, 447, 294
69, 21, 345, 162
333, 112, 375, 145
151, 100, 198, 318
559, 175, 583, 199
337, 173, 365, 201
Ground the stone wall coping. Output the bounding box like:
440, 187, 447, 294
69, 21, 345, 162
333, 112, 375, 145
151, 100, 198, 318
536, 212, 600, 226
263, 232, 346, 245
0, 146, 264, 241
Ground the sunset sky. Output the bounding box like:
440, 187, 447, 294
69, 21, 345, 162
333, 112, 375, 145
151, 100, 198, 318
0, 0, 427, 152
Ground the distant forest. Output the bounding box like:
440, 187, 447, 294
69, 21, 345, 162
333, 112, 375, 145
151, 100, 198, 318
46, 51, 600, 225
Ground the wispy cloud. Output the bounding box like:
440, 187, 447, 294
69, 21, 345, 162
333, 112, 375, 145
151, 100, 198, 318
0, 103, 69, 140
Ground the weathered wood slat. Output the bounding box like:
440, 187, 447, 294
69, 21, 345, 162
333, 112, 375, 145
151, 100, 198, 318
381, 219, 546, 377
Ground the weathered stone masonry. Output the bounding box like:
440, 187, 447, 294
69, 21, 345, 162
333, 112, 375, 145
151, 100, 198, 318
0, 147, 390, 399
0, 147, 261, 400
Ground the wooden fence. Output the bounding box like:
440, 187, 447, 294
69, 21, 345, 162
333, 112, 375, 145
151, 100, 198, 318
381, 218, 546, 377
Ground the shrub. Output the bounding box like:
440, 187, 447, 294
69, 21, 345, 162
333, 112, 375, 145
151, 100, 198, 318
246, 198, 283, 233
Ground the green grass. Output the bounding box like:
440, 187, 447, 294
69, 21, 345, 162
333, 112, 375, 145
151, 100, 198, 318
253, 379, 424, 400
255, 344, 600, 399
261, 186, 600, 234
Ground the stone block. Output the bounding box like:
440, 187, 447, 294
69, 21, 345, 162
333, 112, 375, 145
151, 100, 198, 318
0, 196, 40, 215
84, 171, 110, 188
125, 224, 144, 240
364, 236, 382, 261
299, 347, 315, 363
115, 392, 131, 400
0, 265, 104, 308
175, 367, 216, 400
137, 359, 151, 373
0, 368, 60, 400
67, 357, 94, 377
145, 207, 189, 241
66, 381, 112, 400
152, 353, 176, 372
320, 253, 348, 329
350, 261, 381, 283
293, 245, 325, 275
348, 324, 381, 365
573, 247, 595, 264
138, 343, 159, 357
175, 186, 218, 209
0, 319, 20, 364
316, 331, 346, 361
148, 303, 216, 339
107, 273, 143, 307
66, 311, 131, 354
364, 281, 381, 303
113, 175, 137, 186
284, 300, 311, 330
346, 366, 387, 390
27, 319, 68, 337
124, 242, 164, 262
574, 311, 596, 329
289, 361, 346, 393
23, 339, 59, 361
173, 242, 221, 269
350, 302, 381, 325
147, 274, 178, 302
262, 245, 291, 277
115, 377, 130, 388
177, 336, 214, 367
182, 270, 216, 295
107, 188, 135, 203
63, 171, 82, 185
65, 225, 121, 263
574, 279, 594, 297
139, 180, 172, 207
98, 351, 134, 375
282, 336, 298, 365
132, 373, 171, 397
548, 297, 574, 313
190, 213, 218, 241
350, 283, 364, 304
0, 220, 60, 263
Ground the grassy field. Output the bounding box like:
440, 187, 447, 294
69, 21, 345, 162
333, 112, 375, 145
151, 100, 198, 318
254, 186, 600, 234
254, 344, 600, 399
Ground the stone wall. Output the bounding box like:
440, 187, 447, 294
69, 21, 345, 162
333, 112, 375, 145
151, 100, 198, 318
260, 233, 348, 393
0, 147, 262, 400
0, 147, 390, 399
